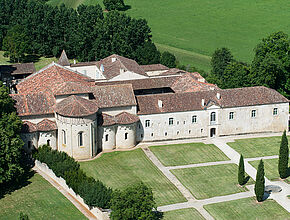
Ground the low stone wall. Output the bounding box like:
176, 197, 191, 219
35, 160, 110, 220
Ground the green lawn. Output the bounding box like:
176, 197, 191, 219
204, 197, 290, 220
47, 0, 100, 8
0, 174, 85, 220
80, 149, 186, 206
249, 158, 290, 182
163, 208, 205, 220
228, 136, 290, 158
149, 142, 229, 166
125, 0, 290, 71
171, 164, 253, 199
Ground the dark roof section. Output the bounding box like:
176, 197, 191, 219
11, 92, 55, 116
137, 86, 289, 115
93, 84, 136, 108
21, 121, 37, 133
0, 63, 36, 75
95, 76, 180, 90
96, 54, 147, 79
37, 119, 57, 131
70, 61, 98, 67
140, 64, 169, 72
57, 50, 70, 66
55, 95, 99, 117
98, 112, 139, 126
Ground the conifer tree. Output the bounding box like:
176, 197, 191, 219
238, 154, 245, 185
254, 159, 265, 202
278, 130, 289, 179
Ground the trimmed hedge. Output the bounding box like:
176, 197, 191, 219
34, 145, 112, 208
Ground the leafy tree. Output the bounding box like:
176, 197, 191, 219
110, 182, 162, 220
254, 159, 265, 202
2, 25, 29, 62
0, 81, 24, 185
278, 130, 289, 179
238, 154, 245, 185
160, 51, 176, 68
103, 0, 125, 11
210, 47, 233, 77
134, 41, 161, 65
19, 212, 29, 220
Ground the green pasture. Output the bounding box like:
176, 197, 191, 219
0, 174, 85, 220
227, 136, 290, 158
47, 0, 100, 8
204, 197, 290, 220
80, 149, 186, 206
163, 208, 205, 220
171, 164, 253, 199
149, 142, 229, 166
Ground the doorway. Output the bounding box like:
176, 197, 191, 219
210, 128, 216, 137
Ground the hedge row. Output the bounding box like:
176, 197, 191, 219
34, 145, 112, 208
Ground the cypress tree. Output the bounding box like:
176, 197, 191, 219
254, 159, 265, 202
278, 130, 289, 179
238, 154, 245, 185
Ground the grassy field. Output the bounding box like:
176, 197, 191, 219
227, 136, 290, 158
80, 149, 186, 206
47, 0, 100, 8
149, 142, 229, 166
163, 208, 205, 220
204, 197, 290, 220
249, 158, 290, 182
0, 174, 85, 220
171, 164, 253, 199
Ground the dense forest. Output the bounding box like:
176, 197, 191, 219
0, 0, 168, 65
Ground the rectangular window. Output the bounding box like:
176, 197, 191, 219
169, 118, 174, 125
251, 110, 256, 118
229, 112, 234, 120
145, 120, 150, 128
192, 115, 197, 123
125, 133, 128, 140
273, 108, 278, 115
105, 134, 108, 142
78, 132, 83, 146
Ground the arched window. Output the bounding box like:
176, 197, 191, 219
78, 132, 83, 147
47, 140, 50, 146
210, 112, 216, 122
62, 130, 66, 145
105, 134, 109, 142
125, 132, 128, 140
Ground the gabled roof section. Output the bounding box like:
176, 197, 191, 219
57, 50, 70, 66
37, 119, 57, 131
140, 64, 169, 72
55, 95, 99, 117
54, 82, 93, 96
137, 86, 289, 115
93, 84, 136, 108
0, 63, 36, 75
17, 63, 94, 95
98, 112, 139, 126
96, 54, 147, 79
21, 121, 37, 133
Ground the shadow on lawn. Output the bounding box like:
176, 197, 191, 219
119, 5, 131, 11
0, 151, 35, 199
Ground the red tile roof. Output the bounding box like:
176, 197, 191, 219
140, 64, 169, 72
21, 121, 37, 133
37, 119, 57, 131
98, 112, 139, 126
137, 86, 289, 115
54, 82, 93, 96
93, 84, 136, 108
55, 95, 99, 117
17, 63, 94, 95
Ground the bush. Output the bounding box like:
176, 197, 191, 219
34, 145, 112, 208
103, 0, 125, 11
160, 51, 176, 68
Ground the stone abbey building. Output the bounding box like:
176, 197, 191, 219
12, 51, 289, 159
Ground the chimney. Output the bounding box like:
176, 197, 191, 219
201, 99, 205, 106
158, 100, 163, 108
112, 57, 116, 62
73, 59, 76, 64
216, 93, 221, 100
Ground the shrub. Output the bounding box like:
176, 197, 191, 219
103, 0, 125, 11
254, 159, 265, 202
278, 130, 289, 179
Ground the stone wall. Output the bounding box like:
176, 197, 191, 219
35, 160, 110, 220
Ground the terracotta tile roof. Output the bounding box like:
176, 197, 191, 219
57, 50, 70, 66
98, 112, 139, 126
140, 64, 169, 72
93, 84, 136, 108
0, 63, 36, 75
70, 61, 98, 67
137, 86, 289, 115
171, 72, 218, 93
17, 63, 94, 95
21, 121, 37, 133
95, 76, 180, 90
55, 95, 99, 117
37, 119, 57, 131
96, 54, 147, 79
54, 82, 93, 96
159, 68, 186, 76
11, 92, 55, 116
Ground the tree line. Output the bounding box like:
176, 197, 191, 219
207, 31, 290, 98
0, 0, 176, 67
